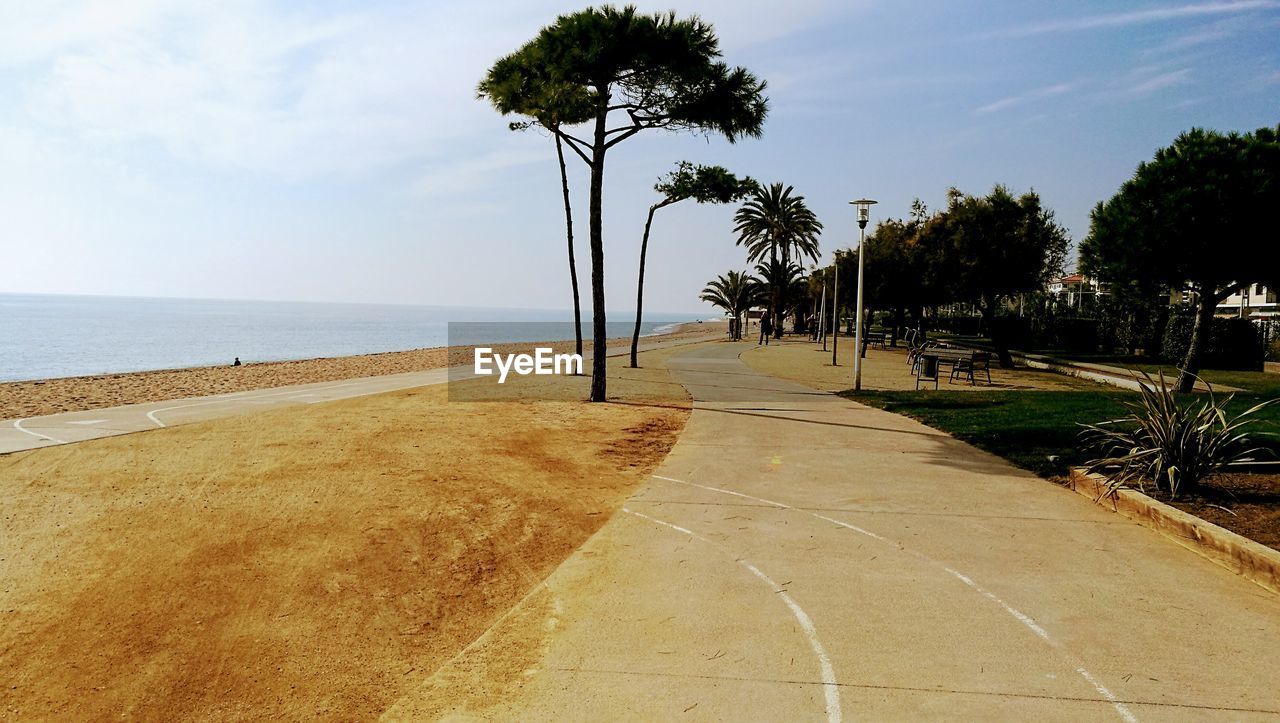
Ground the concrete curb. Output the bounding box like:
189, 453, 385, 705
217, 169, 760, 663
1068, 468, 1280, 597
938, 338, 1240, 392
1018, 353, 1242, 392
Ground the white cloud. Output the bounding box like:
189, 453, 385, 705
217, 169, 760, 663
3, 0, 855, 183
1125, 68, 1192, 94
975, 82, 1076, 114
407, 145, 550, 198
993, 0, 1280, 37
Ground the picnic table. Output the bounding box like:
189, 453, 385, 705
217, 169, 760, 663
915, 347, 991, 389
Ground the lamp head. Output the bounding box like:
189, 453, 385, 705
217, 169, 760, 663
850, 198, 877, 229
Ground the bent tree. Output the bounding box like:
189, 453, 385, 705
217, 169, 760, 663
1081, 126, 1280, 392
479, 5, 767, 401
630, 162, 754, 367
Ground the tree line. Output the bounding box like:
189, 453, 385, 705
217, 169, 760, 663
481, 6, 1278, 398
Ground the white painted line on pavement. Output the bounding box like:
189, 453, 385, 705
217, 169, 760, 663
12, 419, 66, 444
653, 474, 1138, 723
146, 399, 225, 428
67, 419, 110, 425
624, 507, 842, 723
1075, 666, 1139, 723
942, 568, 1051, 641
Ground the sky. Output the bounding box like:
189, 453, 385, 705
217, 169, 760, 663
1, 1, 1278, 315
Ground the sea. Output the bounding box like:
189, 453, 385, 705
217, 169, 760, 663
0, 293, 705, 382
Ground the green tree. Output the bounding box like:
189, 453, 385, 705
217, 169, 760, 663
920, 185, 1070, 367
630, 162, 754, 366
858, 206, 938, 345
480, 5, 768, 401
734, 183, 823, 336
1081, 125, 1280, 391
700, 270, 761, 340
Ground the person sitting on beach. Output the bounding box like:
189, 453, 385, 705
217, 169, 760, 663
233, 357, 241, 366
759, 314, 772, 346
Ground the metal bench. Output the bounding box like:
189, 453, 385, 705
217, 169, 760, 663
949, 351, 992, 385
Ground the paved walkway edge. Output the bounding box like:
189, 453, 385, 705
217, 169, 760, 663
940, 338, 1238, 392
1069, 468, 1280, 597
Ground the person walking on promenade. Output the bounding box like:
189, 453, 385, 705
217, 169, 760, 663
759, 313, 773, 346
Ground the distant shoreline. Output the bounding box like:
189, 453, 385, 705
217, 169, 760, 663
1, 292, 714, 383
1, 320, 724, 419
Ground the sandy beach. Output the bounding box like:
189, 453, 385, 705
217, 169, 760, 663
0, 321, 723, 419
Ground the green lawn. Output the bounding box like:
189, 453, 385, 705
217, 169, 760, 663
845, 369, 1280, 479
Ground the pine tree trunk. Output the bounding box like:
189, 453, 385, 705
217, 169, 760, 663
587, 107, 608, 402
983, 301, 1014, 369
554, 133, 583, 359
1177, 283, 1219, 393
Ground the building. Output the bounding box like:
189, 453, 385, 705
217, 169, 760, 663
1217, 284, 1279, 320
1047, 274, 1104, 308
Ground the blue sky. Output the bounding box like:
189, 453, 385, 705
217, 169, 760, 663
2, 0, 1278, 315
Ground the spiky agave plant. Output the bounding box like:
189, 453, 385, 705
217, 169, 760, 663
1079, 372, 1275, 499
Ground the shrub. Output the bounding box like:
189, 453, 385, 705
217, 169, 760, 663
1264, 321, 1280, 362
1160, 310, 1195, 364
1160, 312, 1264, 370
932, 314, 983, 336
1053, 317, 1099, 353
1212, 317, 1263, 370
1080, 373, 1276, 498
990, 316, 1031, 350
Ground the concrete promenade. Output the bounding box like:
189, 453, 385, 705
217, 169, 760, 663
387, 342, 1280, 721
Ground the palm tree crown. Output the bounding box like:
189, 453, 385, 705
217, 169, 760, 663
733, 183, 823, 268
701, 270, 761, 318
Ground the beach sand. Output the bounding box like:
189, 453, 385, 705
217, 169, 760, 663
0, 343, 697, 719
0, 321, 724, 419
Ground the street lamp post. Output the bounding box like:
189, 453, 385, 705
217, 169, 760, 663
851, 199, 877, 392
831, 251, 840, 366
819, 278, 828, 351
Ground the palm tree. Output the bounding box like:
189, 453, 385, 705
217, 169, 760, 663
754, 260, 808, 333
701, 270, 761, 340
734, 183, 822, 336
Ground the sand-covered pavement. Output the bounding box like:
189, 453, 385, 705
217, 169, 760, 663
0, 344, 694, 719
0, 322, 724, 420
1, 324, 724, 454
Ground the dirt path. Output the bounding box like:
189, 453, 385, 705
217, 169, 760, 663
0, 346, 693, 719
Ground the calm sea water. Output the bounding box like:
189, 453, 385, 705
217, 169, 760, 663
0, 294, 702, 382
